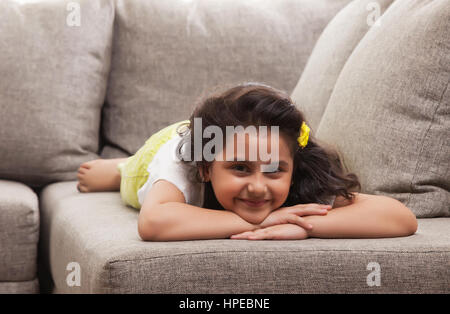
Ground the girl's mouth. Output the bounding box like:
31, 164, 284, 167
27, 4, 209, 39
239, 198, 268, 207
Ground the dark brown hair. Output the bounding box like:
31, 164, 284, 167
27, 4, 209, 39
176, 82, 361, 210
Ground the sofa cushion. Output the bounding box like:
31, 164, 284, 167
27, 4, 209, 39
39, 181, 449, 293
101, 0, 352, 158
0, 180, 39, 283
0, 280, 39, 294
316, 0, 450, 217
290, 0, 395, 132
0, 0, 114, 187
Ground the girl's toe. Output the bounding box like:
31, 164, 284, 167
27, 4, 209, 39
80, 160, 95, 169
77, 183, 88, 193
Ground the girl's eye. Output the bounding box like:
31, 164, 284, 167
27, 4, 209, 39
231, 164, 248, 172
231, 164, 283, 174
263, 167, 283, 175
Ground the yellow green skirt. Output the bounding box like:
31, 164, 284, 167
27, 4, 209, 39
117, 120, 190, 209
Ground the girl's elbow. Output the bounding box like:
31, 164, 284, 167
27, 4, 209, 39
396, 203, 418, 236
138, 225, 153, 241
405, 212, 418, 236
138, 214, 160, 241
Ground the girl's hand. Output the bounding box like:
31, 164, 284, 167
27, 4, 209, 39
258, 203, 331, 230
230, 224, 308, 240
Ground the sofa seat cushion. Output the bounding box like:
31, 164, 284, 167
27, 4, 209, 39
0, 180, 39, 285
0, 279, 39, 294
39, 181, 449, 293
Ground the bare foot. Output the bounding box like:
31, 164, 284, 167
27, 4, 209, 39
76, 158, 125, 193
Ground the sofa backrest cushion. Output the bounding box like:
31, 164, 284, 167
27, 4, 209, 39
101, 0, 352, 158
290, 0, 395, 133
0, 0, 114, 187
316, 0, 450, 217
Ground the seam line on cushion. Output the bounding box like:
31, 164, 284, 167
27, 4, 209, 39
406, 79, 449, 208
107, 249, 450, 265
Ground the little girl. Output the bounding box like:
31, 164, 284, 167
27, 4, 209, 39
77, 82, 417, 241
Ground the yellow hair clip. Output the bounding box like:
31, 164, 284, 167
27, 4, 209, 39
297, 122, 310, 149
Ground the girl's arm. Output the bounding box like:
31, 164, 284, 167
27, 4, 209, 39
303, 193, 418, 238
138, 180, 259, 241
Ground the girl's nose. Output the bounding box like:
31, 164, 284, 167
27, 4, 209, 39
248, 177, 268, 196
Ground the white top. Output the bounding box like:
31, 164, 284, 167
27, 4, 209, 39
137, 135, 205, 207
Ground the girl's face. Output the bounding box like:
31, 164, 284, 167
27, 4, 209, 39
202, 130, 294, 225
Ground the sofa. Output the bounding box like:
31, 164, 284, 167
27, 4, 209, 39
0, 0, 448, 294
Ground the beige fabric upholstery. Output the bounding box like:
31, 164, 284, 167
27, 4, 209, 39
101, 0, 352, 158
315, 0, 450, 217
0, 279, 39, 294
40, 181, 449, 293
0, 0, 114, 187
0, 180, 39, 287
291, 0, 395, 132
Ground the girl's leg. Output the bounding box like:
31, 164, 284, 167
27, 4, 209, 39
76, 158, 127, 192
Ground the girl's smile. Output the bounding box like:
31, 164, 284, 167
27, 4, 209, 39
238, 198, 269, 207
